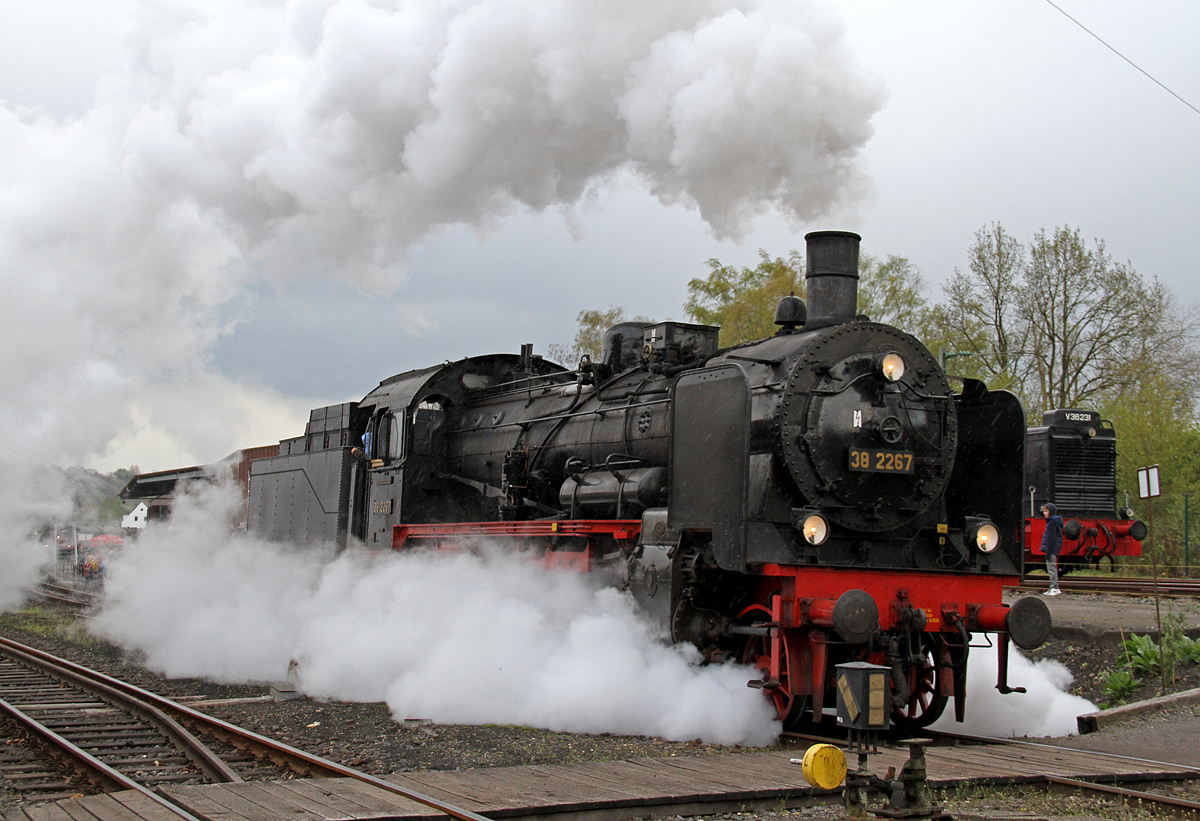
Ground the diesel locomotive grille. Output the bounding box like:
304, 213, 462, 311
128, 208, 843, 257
1051, 438, 1116, 514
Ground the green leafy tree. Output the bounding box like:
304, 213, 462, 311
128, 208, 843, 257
856, 253, 930, 336
685, 250, 805, 346
1103, 373, 1200, 575
547, 306, 652, 365
685, 249, 930, 347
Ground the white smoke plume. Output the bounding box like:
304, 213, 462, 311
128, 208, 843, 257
931, 634, 1097, 738
92, 482, 1096, 743
92, 482, 780, 746
0, 0, 882, 602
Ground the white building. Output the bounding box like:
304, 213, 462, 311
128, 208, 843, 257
121, 502, 148, 529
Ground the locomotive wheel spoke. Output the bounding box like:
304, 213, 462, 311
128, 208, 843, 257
891, 633, 948, 731
739, 606, 806, 730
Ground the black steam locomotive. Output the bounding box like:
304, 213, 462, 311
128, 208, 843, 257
249, 231, 1051, 730
1024, 409, 1147, 573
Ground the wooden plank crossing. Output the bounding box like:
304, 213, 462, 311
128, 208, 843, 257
5, 742, 1198, 821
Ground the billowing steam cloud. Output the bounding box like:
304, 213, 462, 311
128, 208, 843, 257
93, 483, 781, 745
92, 484, 1095, 743
0, 0, 883, 600
932, 639, 1096, 738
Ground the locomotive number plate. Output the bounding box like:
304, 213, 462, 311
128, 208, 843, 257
848, 449, 914, 473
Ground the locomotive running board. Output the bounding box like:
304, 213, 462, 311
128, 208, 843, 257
392, 520, 642, 569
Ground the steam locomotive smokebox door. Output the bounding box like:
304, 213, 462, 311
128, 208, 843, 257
669, 365, 749, 571
835, 662, 891, 730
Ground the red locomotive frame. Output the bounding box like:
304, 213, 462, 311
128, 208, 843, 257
1025, 515, 1144, 571
393, 519, 639, 571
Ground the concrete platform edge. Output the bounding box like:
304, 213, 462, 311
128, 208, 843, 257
1077, 686, 1200, 734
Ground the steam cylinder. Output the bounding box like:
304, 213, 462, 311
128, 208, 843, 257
559, 467, 668, 517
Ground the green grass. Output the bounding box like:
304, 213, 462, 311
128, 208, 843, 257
0, 605, 99, 646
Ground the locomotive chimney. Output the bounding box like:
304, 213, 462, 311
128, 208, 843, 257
804, 230, 861, 329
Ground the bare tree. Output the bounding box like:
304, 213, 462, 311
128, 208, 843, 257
936, 223, 1200, 421
1021, 227, 1145, 410
932, 223, 1026, 385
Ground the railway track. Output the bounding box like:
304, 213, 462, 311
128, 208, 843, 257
0, 636, 268, 802
1019, 575, 1200, 597
3, 634, 1199, 821
937, 730, 1200, 820
28, 582, 101, 612
0, 636, 491, 821
786, 728, 1200, 819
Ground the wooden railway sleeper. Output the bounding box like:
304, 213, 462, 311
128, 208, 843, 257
3, 637, 496, 821
0, 697, 209, 821
1, 640, 241, 783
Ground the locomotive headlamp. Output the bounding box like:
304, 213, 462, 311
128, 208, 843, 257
799, 510, 830, 545
878, 352, 905, 382
965, 517, 1000, 553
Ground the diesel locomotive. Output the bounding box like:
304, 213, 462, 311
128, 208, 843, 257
1024, 409, 1147, 574
248, 231, 1051, 731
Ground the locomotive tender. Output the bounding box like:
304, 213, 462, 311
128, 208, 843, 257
1024, 409, 1147, 573
249, 231, 1051, 730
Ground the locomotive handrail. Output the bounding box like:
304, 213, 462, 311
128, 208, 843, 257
446, 397, 671, 435
723, 353, 786, 366
602, 453, 647, 473
466, 370, 577, 396
434, 469, 561, 515
594, 378, 671, 403
808, 370, 876, 395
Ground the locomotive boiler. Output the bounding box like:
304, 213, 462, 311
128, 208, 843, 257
249, 231, 1051, 731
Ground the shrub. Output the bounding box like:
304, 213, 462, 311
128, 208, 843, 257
1100, 669, 1139, 705
1122, 633, 1161, 677
1177, 635, 1200, 666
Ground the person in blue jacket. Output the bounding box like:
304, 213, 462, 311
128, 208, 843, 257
1040, 502, 1064, 595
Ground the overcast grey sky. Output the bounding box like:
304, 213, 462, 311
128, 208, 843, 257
0, 1, 1196, 473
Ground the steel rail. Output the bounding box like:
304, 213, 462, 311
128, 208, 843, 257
1018, 576, 1200, 597
0, 636, 494, 821
1, 638, 240, 783
1046, 774, 1200, 819
0, 697, 208, 821
932, 728, 1200, 774
784, 728, 1200, 818
29, 582, 101, 609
